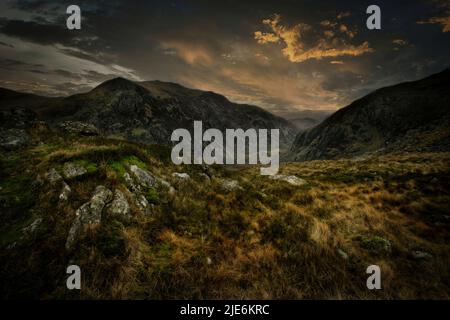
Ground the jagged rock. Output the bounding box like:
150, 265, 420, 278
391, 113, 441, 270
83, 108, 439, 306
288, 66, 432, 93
123, 172, 139, 192
63, 162, 87, 179
0, 107, 37, 129
46, 168, 63, 184
411, 250, 433, 260
269, 174, 307, 186
90, 186, 113, 217
59, 182, 71, 201
106, 190, 130, 216
135, 194, 151, 214
199, 173, 211, 183
172, 172, 190, 180
22, 218, 42, 235
221, 179, 242, 192
123, 172, 149, 213
158, 177, 172, 189
58, 121, 100, 136
65, 186, 113, 250
337, 249, 349, 260
123, 167, 171, 214
0, 128, 30, 150
128, 164, 157, 188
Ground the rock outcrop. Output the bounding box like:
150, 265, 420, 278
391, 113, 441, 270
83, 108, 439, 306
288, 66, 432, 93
269, 174, 307, 186
106, 189, 131, 216
0, 128, 30, 150
221, 179, 242, 192
62, 162, 87, 179
58, 121, 100, 136
65, 186, 113, 250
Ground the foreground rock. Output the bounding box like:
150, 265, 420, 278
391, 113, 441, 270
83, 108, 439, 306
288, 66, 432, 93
45, 168, 63, 184
172, 172, 190, 180
128, 165, 157, 188
58, 121, 100, 136
411, 250, 433, 260
269, 174, 307, 186
22, 217, 43, 236
106, 190, 130, 216
221, 179, 242, 192
0, 128, 30, 150
65, 186, 113, 250
63, 162, 87, 179
59, 182, 71, 201
123, 165, 173, 214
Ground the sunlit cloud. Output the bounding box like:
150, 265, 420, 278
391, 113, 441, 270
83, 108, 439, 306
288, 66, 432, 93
418, 16, 450, 32
254, 14, 373, 63
160, 41, 215, 66
392, 39, 408, 46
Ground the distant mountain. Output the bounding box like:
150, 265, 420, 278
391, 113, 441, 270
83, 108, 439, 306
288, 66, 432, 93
286, 109, 333, 131
290, 69, 450, 161
0, 78, 297, 148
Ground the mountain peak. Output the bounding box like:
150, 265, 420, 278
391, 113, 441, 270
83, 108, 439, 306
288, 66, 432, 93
93, 77, 140, 92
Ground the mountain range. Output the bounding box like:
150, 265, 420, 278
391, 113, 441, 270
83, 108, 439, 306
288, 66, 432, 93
0, 78, 297, 149
1, 69, 449, 160
290, 69, 450, 160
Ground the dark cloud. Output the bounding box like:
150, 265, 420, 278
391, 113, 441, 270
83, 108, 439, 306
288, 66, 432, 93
0, 41, 14, 48
0, 58, 44, 68
0, 19, 74, 45
0, 0, 449, 118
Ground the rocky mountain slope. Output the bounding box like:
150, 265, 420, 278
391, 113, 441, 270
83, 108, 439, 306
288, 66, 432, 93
290, 69, 450, 161
0, 78, 297, 149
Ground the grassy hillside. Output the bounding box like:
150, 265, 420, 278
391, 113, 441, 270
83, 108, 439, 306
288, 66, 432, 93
1, 133, 449, 299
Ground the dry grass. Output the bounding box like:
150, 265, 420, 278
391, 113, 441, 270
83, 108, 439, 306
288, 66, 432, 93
0, 137, 449, 299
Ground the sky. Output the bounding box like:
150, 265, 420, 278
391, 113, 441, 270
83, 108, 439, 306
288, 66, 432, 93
0, 0, 449, 119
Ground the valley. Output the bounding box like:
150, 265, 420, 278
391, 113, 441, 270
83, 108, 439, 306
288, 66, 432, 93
0, 70, 449, 299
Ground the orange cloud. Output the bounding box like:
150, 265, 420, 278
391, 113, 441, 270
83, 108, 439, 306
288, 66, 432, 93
339, 24, 356, 38
254, 31, 279, 44
418, 16, 450, 32
337, 12, 351, 20
254, 14, 373, 63
161, 41, 214, 66
392, 39, 408, 46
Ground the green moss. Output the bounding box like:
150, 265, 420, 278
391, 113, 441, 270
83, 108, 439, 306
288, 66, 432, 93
68, 159, 98, 174
360, 236, 391, 254
109, 161, 126, 176
145, 187, 160, 204
123, 155, 147, 169
108, 155, 148, 178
